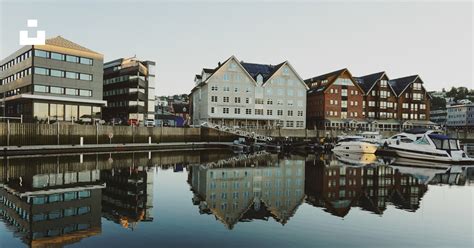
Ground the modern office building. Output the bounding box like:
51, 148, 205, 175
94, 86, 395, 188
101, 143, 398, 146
430, 109, 448, 126
103, 57, 156, 125
446, 102, 474, 128
0, 36, 106, 122
190, 55, 308, 129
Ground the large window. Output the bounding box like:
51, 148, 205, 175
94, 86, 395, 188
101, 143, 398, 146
65, 105, 78, 121
35, 50, 49, 58
34, 85, 49, 93
79, 89, 92, 97
66, 55, 79, 63
34, 67, 48, 75
79, 105, 92, 117
50, 86, 64, 94
66, 88, 78, 95
79, 73, 92, 81
50, 69, 64, 77
34, 102, 49, 120
66, 71, 78, 79
80, 57, 93, 65
50, 52, 64, 61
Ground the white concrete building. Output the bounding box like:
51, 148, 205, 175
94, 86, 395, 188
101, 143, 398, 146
190, 56, 308, 129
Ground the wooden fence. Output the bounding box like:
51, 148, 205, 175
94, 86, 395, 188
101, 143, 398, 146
0, 123, 238, 146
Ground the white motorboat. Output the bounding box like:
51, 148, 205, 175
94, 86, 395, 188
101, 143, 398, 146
388, 131, 474, 164
333, 136, 379, 154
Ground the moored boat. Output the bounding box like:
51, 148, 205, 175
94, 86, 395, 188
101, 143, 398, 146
387, 131, 474, 164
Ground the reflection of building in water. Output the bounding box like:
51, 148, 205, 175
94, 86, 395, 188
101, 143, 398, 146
305, 158, 428, 217
188, 153, 305, 229
101, 166, 154, 230
0, 163, 104, 247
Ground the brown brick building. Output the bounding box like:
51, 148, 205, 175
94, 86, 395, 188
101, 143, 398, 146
305, 68, 365, 130
306, 69, 433, 130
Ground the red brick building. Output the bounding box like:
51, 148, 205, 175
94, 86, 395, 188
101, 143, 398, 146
305, 68, 365, 130
306, 69, 433, 130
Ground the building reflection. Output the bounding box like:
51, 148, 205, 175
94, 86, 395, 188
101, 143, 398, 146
101, 166, 154, 230
305, 155, 428, 217
0, 150, 233, 244
0, 155, 104, 247
188, 152, 306, 229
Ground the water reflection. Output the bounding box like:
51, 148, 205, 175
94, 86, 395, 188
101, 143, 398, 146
188, 152, 305, 229
0, 150, 473, 246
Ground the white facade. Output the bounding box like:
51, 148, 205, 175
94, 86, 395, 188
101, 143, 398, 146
446, 103, 474, 127
191, 56, 307, 129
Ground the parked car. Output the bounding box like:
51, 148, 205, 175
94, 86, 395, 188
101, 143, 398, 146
78, 115, 105, 125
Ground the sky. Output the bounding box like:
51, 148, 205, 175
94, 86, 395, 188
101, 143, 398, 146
0, 0, 473, 96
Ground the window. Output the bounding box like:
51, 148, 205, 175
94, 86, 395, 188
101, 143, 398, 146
79, 73, 92, 81
234, 97, 240, 103
211, 96, 217, 102
234, 108, 240, 114
66, 88, 78, 95
50, 52, 64, 61
403, 103, 409, 109
341, 89, 347, 96
35, 50, 49, 58
223, 86, 230, 91
79, 89, 92, 97
255, 109, 263, 115
267, 109, 273, 115
277, 110, 283, 116
66, 55, 79, 63
255, 98, 264, 104
223, 74, 229, 81
223, 97, 229, 103
296, 121, 304, 128
211, 85, 218, 91
380, 80, 388, 87
34, 67, 48, 75
80, 57, 93, 65
78, 206, 91, 215
288, 110, 293, 116
50, 69, 64, 77
267, 99, 273, 105
211, 107, 215, 113
297, 111, 303, 116
78, 190, 91, 199
246, 109, 252, 115
66, 71, 78, 79
245, 98, 250, 104
341, 101, 347, 108
286, 121, 294, 128
34, 85, 49, 93
50, 86, 64, 94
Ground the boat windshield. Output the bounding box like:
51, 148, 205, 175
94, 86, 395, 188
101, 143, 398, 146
414, 136, 430, 145
429, 135, 460, 151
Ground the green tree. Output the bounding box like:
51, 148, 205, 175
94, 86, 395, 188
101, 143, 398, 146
431, 97, 446, 110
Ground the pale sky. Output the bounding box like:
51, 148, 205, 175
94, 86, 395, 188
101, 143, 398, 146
1, 0, 473, 96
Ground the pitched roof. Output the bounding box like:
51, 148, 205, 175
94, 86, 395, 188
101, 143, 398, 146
240, 61, 285, 83
44, 36, 100, 54
203, 68, 215, 73
354, 71, 385, 94
388, 75, 419, 96
304, 68, 347, 85
195, 74, 202, 80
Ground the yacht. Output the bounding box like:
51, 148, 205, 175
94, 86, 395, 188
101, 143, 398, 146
387, 131, 474, 164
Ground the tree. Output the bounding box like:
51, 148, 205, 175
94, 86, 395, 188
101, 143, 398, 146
431, 97, 446, 110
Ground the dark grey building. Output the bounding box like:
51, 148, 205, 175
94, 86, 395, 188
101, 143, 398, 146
103, 57, 156, 125
0, 36, 106, 122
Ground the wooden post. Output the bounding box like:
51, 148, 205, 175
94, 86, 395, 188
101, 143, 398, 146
6, 119, 10, 146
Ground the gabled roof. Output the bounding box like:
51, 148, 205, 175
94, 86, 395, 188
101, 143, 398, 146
354, 71, 386, 94
240, 61, 285, 83
195, 74, 202, 80
43, 36, 100, 54
305, 68, 347, 85
305, 68, 364, 94
388, 75, 419, 96
202, 68, 215, 74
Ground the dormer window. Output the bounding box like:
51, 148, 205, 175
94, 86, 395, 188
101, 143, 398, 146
257, 74, 263, 85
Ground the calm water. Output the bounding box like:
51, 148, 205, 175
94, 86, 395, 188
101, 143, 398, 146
0, 150, 473, 248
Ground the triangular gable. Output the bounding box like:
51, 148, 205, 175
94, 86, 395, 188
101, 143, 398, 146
322, 68, 365, 94
203, 55, 257, 86
264, 61, 309, 90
